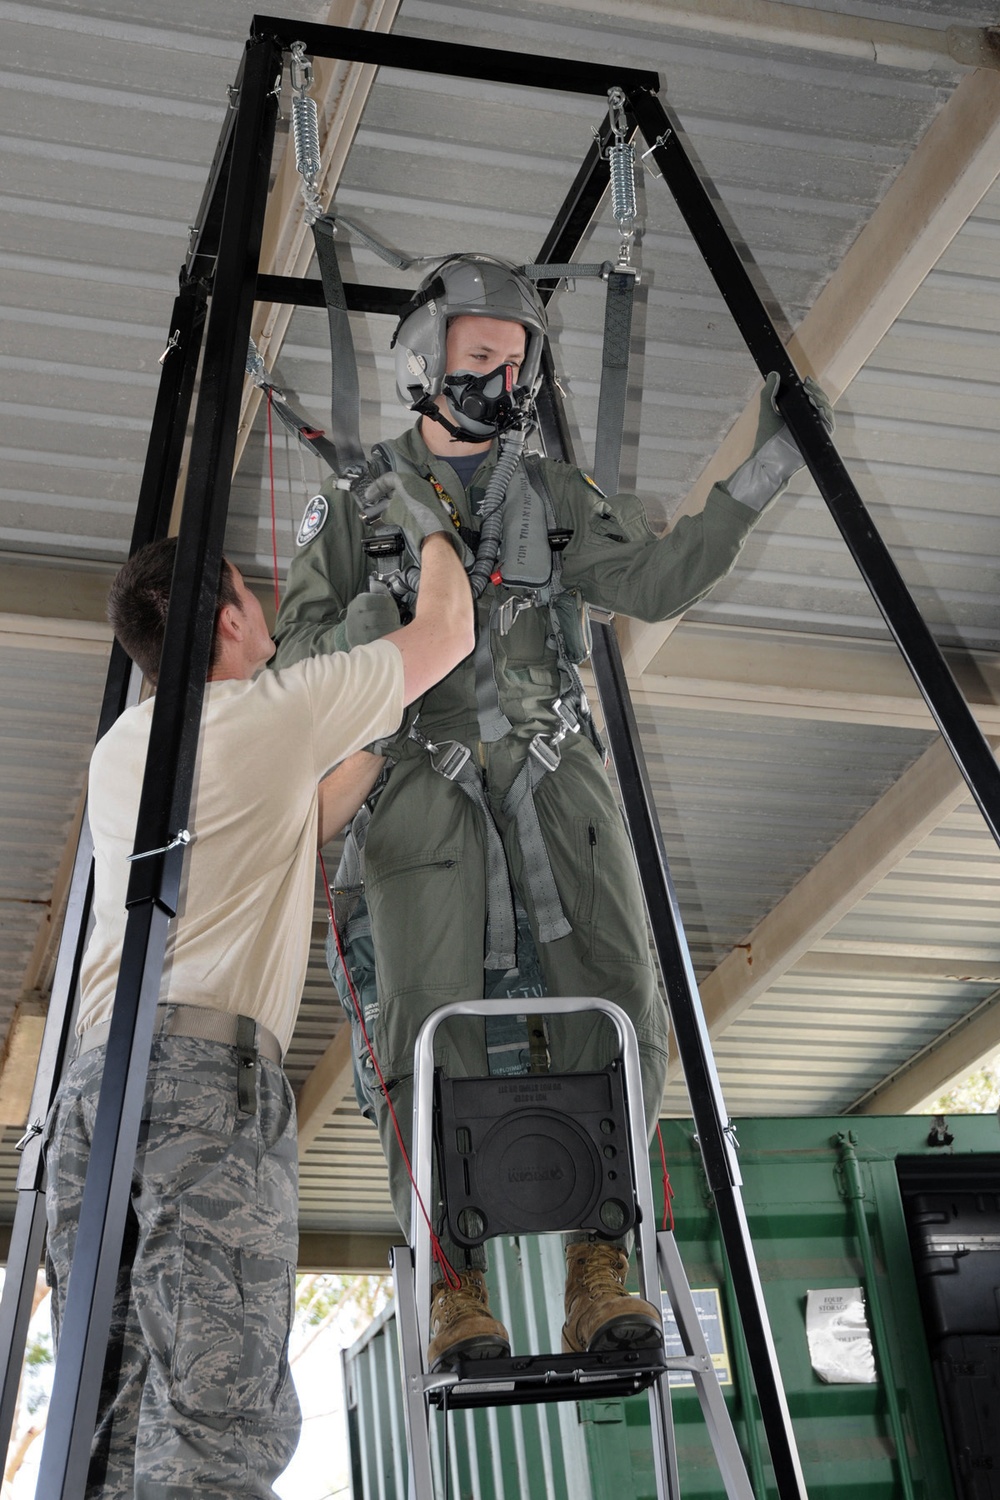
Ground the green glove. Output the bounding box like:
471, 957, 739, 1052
362, 472, 471, 567
343, 590, 401, 647
727, 372, 834, 513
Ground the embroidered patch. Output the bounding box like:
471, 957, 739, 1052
582, 472, 607, 498
296, 494, 328, 547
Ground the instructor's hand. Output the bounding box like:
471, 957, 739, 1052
363, 473, 472, 568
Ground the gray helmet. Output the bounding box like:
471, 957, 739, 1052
392, 254, 547, 410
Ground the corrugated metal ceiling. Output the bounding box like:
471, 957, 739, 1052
2, 0, 1000, 1258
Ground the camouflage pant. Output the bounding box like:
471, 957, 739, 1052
44, 1030, 302, 1498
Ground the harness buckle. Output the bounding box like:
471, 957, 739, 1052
527, 697, 582, 775
528, 733, 561, 774
410, 724, 472, 782
363, 527, 404, 560
553, 697, 581, 736
431, 740, 472, 781
495, 595, 533, 635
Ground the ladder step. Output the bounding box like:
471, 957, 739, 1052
428, 1348, 666, 1409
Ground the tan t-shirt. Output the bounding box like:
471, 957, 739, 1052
79, 639, 404, 1056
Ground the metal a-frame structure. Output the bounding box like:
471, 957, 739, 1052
4, 15, 1000, 1498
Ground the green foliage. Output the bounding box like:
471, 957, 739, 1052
931, 1063, 1000, 1116
22, 1330, 53, 1416
24, 1332, 52, 1370
292, 1274, 390, 1359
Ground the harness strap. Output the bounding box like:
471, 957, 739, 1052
452, 759, 517, 970
312, 215, 366, 474
521, 261, 611, 281
246, 342, 341, 471
333, 802, 374, 947
502, 754, 572, 945
473, 618, 513, 743
409, 725, 517, 970
593, 268, 636, 497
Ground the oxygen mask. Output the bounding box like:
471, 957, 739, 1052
441, 362, 527, 440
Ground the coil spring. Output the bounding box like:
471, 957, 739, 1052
292, 93, 321, 183
609, 140, 636, 227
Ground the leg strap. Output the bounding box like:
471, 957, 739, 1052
502, 755, 572, 945
409, 726, 517, 971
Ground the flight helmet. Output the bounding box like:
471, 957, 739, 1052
392, 254, 547, 437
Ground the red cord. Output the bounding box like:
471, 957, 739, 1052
656, 1124, 675, 1231
318, 852, 459, 1289
266, 388, 280, 613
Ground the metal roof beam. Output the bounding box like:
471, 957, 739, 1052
297, 1024, 353, 1151
621, 65, 1000, 676
665, 733, 1000, 1084
573, 0, 1000, 71
849, 985, 1000, 1115
616, 622, 1000, 734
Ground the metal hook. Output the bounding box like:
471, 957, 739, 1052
608, 85, 629, 143
289, 40, 313, 95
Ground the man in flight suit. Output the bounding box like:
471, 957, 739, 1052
274, 254, 830, 1369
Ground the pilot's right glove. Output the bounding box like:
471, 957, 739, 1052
362, 472, 472, 568
724, 372, 834, 513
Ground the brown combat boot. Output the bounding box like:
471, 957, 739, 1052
562, 1242, 664, 1354
426, 1270, 511, 1372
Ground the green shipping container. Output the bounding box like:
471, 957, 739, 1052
342, 1114, 1000, 1500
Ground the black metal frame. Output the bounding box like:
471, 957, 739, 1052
5, 15, 999, 1499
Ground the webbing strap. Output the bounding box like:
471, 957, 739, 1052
266, 387, 341, 472
521, 262, 610, 281
312, 216, 366, 473
502, 759, 571, 945
246, 341, 341, 472
333, 805, 372, 944
473, 617, 513, 743
592, 269, 636, 496
449, 760, 517, 971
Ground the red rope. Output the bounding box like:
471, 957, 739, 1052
318, 852, 459, 1289
265, 388, 280, 613
656, 1123, 675, 1231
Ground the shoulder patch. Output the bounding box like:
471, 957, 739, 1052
296, 494, 328, 547
581, 473, 607, 498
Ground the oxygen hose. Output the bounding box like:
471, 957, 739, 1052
392, 423, 527, 601
466, 424, 526, 598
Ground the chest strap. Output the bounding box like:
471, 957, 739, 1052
474, 622, 514, 743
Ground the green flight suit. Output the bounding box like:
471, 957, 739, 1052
274, 424, 766, 1247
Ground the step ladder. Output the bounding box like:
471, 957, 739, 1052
391, 995, 758, 1500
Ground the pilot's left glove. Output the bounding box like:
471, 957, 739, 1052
724, 372, 834, 513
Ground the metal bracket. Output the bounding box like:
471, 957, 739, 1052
14, 1120, 43, 1154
